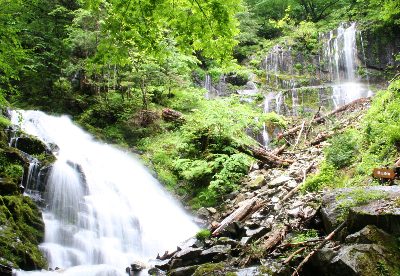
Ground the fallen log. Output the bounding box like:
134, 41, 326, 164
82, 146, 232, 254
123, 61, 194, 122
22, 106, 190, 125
291, 221, 347, 276
212, 198, 257, 236
281, 97, 371, 138
272, 144, 287, 155
240, 145, 294, 167
262, 226, 288, 253
309, 132, 333, 146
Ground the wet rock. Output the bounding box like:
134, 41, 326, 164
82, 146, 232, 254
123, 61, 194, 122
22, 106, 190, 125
200, 245, 231, 262
14, 136, 49, 155
206, 207, 217, 214
148, 267, 165, 275
269, 175, 293, 187
130, 261, 146, 272
168, 265, 199, 276
245, 226, 269, 243
348, 201, 400, 235
0, 264, 12, 276
174, 247, 202, 261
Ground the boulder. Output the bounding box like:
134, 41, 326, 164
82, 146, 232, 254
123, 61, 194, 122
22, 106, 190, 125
130, 261, 146, 272
0, 178, 19, 195
308, 225, 400, 276
269, 175, 293, 187
321, 186, 400, 234
246, 175, 266, 190
14, 136, 49, 155
310, 244, 400, 276
168, 265, 199, 276
200, 245, 231, 262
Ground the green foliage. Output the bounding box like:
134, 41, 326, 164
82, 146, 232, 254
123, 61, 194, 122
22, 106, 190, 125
325, 130, 359, 169
195, 229, 211, 241
0, 116, 11, 128
356, 80, 400, 175
302, 161, 337, 192
289, 229, 319, 243
263, 112, 288, 129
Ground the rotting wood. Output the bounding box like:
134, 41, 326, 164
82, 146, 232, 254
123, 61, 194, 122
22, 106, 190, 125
293, 121, 305, 150
212, 198, 257, 236
291, 221, 347, 276
262, 226, 288, 253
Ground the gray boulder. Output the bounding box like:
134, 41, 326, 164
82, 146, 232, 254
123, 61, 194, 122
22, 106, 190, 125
321, 186, 400, 235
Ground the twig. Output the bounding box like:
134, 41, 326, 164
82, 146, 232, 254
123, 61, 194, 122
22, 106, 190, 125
293, 121, 305, 150
280, 238, 324, 249
284, 247, 306, 264
291, 221, 347, 276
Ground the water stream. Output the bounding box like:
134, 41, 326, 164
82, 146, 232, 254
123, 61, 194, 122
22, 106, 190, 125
11, 110, 198, 276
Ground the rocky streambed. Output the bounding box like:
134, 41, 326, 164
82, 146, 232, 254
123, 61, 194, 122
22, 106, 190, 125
138, 98, 400, 276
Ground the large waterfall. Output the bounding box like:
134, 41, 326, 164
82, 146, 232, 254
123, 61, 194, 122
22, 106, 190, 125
12, 110, 198, 275
262, 23, 373, 146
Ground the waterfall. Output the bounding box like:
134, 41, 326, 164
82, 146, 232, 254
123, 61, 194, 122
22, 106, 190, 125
12, 110, 198, 276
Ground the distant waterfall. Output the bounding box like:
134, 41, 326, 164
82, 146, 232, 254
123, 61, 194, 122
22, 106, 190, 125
12, 110, 198, 276
263, 22, 372, 116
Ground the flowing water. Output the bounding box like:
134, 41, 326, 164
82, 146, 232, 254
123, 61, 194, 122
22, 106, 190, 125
262, 23, 373, 146
11, 110, 198, 276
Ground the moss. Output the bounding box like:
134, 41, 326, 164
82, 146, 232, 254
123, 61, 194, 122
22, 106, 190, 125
195, 229, 211, 241
336, 189, 388, 222
0, 195, 46, 269
193, 263, 229, 276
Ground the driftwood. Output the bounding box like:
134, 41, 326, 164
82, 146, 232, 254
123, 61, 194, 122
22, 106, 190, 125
262, 226, 288, 252
161, 108, 184, 122
291, 221, 347, 276
212, 198, 258, 236
281, 161, 315, 203
241, 145, 294, 167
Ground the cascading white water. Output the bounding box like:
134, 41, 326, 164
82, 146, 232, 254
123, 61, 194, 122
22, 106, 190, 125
322, 22, 372, 108
12, 110, 198, 276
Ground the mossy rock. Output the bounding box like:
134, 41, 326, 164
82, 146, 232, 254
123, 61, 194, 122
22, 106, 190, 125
0, 195, 46, 270
14, 136, 49, 156
193, 263, 236, 276
0, 178, 20, 195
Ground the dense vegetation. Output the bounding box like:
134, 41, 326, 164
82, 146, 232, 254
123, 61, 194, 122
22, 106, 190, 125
0, 0, 399, 208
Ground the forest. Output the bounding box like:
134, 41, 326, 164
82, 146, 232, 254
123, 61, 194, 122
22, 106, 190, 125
0, 0, 400, 275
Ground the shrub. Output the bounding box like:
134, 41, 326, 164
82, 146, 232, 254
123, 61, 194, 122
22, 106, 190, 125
324, 130, 359, 169
302, 161, 336, 192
